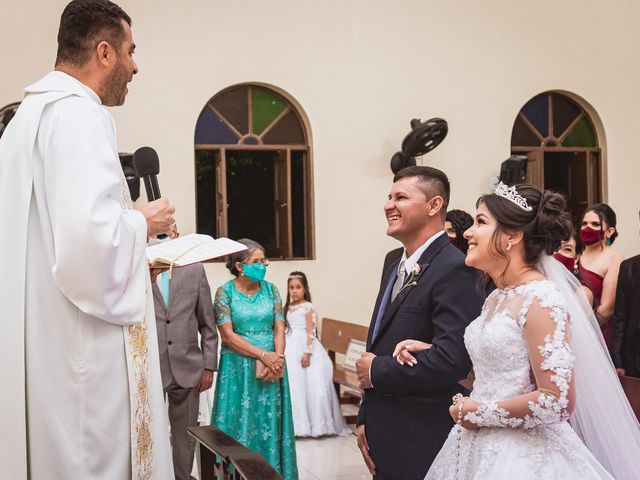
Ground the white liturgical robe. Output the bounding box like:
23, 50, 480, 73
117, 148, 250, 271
0, 72, 173, 479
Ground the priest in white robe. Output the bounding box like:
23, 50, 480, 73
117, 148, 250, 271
0, 1, 175, 478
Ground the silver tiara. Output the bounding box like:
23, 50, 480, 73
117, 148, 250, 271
494, 182, 533, 211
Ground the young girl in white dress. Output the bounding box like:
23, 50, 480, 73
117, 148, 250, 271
284, 271, 351, 437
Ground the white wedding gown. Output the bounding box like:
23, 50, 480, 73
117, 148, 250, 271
426, 280, 614, 479
284, 302, 351, 437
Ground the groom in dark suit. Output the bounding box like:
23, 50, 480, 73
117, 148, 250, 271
356, 166, 485, 480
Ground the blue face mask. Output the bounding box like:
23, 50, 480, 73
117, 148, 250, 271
242, 262, 266, 282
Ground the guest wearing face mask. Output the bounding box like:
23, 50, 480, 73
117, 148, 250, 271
553, 233, 594, 306
578, 204, 624, 349
211, 239, 298, 480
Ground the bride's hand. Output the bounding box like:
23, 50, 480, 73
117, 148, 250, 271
392, 339, 432, 366
449, 397, 480, 430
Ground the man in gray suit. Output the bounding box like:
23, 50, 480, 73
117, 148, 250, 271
153, 262, 218, 480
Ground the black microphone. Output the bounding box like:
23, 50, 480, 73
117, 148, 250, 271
133, 146, 167, 239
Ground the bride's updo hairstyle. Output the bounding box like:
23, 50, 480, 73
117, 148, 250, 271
478, 183, 573, 268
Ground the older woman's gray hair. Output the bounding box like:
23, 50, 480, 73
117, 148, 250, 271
225, 238, 265, 277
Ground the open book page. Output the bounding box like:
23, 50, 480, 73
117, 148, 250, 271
146, 234, 247, 267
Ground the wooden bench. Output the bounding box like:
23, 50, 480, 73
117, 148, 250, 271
320, 317, 369, 424
619, 374, 640, 422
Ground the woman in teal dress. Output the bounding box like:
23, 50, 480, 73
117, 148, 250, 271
211, 239, 298, 480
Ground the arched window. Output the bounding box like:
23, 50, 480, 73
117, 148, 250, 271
511, 91, 603, 223
195, 84, 313, 259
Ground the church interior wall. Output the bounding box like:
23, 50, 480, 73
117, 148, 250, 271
1, 0, 639, 325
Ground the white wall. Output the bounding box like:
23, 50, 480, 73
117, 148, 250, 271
2, 0, 639, 325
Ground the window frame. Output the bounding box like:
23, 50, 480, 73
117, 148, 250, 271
194, 84, 314, 260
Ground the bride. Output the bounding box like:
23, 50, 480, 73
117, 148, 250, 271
395, 183, 640, 479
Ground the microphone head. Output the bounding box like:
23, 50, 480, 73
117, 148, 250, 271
133, 147, 160, 176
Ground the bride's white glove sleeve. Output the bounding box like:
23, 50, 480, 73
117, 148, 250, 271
465, 298, 576, 428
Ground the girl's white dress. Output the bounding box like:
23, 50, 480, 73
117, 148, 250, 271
285, 302, 351, 437
426, 280, 614, 479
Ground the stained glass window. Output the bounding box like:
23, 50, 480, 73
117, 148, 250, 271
510, 91, 602, 227
511, 92, 597, 148
195, 84, 313, 260
195, 85, 307, 146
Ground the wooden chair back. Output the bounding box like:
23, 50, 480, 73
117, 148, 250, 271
320, 317, 368, 358
620, 374, 640, 421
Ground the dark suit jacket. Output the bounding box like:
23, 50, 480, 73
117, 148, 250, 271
358, 233, 485, 480
612, 254, 640, 377
153, 263, 218, 389
382, 247, 404, 279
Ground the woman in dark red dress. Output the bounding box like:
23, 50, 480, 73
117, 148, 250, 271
578, 204, 624, 349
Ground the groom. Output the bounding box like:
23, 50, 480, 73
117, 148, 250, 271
356, 166, 485, 479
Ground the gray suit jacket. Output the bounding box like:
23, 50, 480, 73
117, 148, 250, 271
153, 263, 218, 389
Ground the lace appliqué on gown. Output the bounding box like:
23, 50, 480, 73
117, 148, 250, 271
425, 280, 614, 480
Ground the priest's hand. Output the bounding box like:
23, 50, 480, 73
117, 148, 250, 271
195, 369, 214, 394
139, 197, 176, 238
356, 352, 376, 389
148, 263, 169, 283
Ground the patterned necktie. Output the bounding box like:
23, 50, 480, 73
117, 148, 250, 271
390, 260, 406, 302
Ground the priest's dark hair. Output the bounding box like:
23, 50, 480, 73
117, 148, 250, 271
56, 0, 131, 68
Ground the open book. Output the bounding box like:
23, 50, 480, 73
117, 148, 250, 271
146, 234, 247, 267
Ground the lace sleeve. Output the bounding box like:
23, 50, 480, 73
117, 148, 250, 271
213, 285, 232, 326
465, 297, 575, 429
304, 304, 317, 353
271, 284, 285, 322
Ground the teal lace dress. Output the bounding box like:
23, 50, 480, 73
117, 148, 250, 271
211, 280, 298, 480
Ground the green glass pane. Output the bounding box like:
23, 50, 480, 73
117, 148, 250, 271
563, 117, 596, 147
252, 88, 287, 135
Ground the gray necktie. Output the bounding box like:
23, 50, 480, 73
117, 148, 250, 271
390, 261, 406, 302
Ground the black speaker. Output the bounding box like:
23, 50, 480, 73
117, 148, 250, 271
499, 155, 528, 185
119, 152, 141, 201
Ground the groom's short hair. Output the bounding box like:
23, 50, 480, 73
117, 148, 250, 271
393, 166, 450, 213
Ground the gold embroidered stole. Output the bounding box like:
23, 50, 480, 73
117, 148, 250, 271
120, 177, 153, 480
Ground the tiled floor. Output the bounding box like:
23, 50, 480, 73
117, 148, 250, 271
295, 433, 370, 480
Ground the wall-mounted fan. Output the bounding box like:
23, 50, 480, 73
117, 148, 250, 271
0, 102, 20, 140
390, 117, 448, 173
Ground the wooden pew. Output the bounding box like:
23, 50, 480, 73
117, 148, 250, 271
188, 425, 283, 480
619, 374, 640, 422
320, 317, 369, 424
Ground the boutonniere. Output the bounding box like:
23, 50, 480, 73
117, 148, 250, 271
398, 264, 422, 295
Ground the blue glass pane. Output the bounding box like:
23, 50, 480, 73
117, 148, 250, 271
521, 94, 549, 138
241, 136, 260, 145
195, 107, 239, 144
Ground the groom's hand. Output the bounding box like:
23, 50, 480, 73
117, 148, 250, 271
357, 424, 376, 475
356, 352, 376, 389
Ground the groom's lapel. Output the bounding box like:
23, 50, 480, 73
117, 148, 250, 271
367, 260, 400, 347
371, 233, 450, 347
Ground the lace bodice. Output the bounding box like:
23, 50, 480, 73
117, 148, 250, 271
464, 280, 575, 429
286, 302, 317, 331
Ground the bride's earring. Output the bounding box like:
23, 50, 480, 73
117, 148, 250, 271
506, 241, 512, 252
